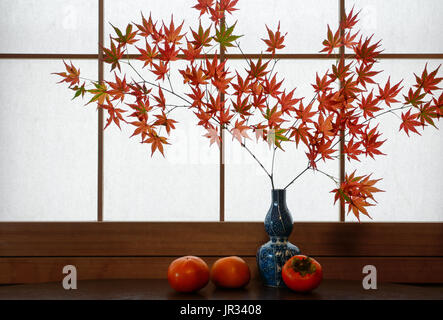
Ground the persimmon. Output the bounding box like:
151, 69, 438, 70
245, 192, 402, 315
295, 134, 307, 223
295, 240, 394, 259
167, 256, 210, 293
211, 256, 250, 289
282, 255, 323, 292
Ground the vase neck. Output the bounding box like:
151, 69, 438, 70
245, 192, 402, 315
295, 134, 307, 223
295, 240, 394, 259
271, 189, 286, 204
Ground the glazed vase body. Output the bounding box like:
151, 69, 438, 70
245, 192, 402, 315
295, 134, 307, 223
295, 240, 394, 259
256, 189, 300, 287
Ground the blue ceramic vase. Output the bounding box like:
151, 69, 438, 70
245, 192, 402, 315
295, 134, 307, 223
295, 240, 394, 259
256, 189, 300, 287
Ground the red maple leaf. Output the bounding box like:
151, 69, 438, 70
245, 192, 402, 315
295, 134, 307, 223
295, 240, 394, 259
151, 61, 169, 81
127, 97, 152, 121
316, 139, 336, 162
263, 74, 283, 98
320, 25, 341, 55
99, 99, 127, 130
158, 40, 179, 62
246, 56, 270, 80
153, 86, 166, 109
377, 77, 403, 107
354, 35, 382, 65
262, 22, 287, 55
219, 108, 233, 125
187, 86, 205, 108
290, 123, 311, 147
190, 23, 212, 48
295, 101, 316, 124
136, 40, 159, 68
331, 171, 383, 221
356, 63, 381, 89
362, 125, 386, 158
203, 127, 221, 147
232, 95, 252, 117
110, 23, 138, 46
416, 102, 438, 128
414, 63, 442, 94
219, 0, 239, 15
205, 53, 227, 79
193, 0, 214, 16
279, 89, 301, 115
358, 90, 381, 119
399, 109, 422, 136
144, 131, 169, 156
232, 72, 251, 95
231, 120, 251, 142
264, 105, 285, 128
206, 93, 225, 113
432, 92, 443, 118
342, 31, 359, 49
102, 37, 124, 71
340, 6, 360, 30
154, 112, 178, 134
53, 60, 80, 88
162, 16, 185, 45
134, 13, 158, 38
129, 119, 152, 140
180, 65, 208, 86
312, 72, 333, 93
344, 139, 362, 161
107, 73, 129, 102
195, 110, 214, 129
315, 113, 335, 137
211, 72, 233, 94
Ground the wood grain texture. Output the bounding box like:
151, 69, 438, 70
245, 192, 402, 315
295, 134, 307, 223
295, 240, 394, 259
0, 257, 258, 284
1, 278, 442, 300
0, 222, 442, 257
1, 257, 442, 284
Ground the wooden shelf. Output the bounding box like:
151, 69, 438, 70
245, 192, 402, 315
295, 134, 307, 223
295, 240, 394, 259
0, 279, 441, 300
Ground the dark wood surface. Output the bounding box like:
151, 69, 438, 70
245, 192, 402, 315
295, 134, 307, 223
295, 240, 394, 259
0, 279, 441, 300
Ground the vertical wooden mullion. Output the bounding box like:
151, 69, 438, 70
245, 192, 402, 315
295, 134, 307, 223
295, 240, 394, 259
339, 0, 346, 222
219, 16, 226, 222
97, 0, 104, 221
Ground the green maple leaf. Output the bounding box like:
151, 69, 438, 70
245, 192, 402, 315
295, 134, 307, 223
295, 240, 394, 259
71, 83, 86, 100
213, 21, 242, 50
86, 82, 108, 105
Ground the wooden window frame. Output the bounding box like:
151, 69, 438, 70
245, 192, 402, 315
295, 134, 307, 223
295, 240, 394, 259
0, 1, 442, 285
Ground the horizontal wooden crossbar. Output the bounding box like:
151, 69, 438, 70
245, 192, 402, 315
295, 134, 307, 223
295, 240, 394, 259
1, 222, 442, 257
1, 53, 443, 60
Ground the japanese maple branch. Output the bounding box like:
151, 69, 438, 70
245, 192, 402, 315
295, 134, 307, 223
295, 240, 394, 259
240, 139, 273, 183
123, 60, 193, 106
234, 40, 251, 68
283, 103, 413, 190
221, 123, 273, 184
166, 71, 174, 93
124, 50, 273, 183
270, 93, 318, 188
315, 168, 339, 184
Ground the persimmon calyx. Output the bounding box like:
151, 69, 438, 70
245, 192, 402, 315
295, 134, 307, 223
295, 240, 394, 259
291, 257, 316, 277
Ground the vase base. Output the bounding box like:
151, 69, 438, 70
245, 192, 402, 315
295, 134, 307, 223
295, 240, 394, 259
262, 284, 286, 288
257, 239, 300, 288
